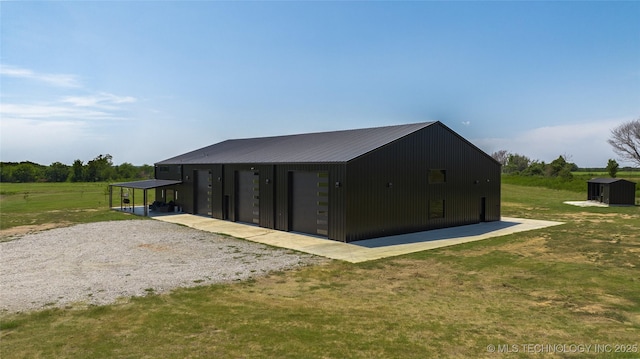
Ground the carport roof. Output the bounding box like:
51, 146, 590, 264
110, 179, 182, 189
156, 122, 437, 165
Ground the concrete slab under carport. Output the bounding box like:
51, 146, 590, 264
152, 214, 563, 263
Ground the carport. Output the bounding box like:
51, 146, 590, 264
109, 179, 182, 216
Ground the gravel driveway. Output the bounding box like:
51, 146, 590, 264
0, 220, 323, 313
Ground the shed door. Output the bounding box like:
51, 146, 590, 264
291, 171, 328, 237
195, 170, 212, 216
237, 171, 259, 224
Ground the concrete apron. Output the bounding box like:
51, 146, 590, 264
152, 214, 563, 263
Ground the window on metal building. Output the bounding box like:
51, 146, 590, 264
428, 169, 446, 183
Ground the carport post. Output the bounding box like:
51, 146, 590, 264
108, 185, 113, 208
144, 189, 148, 216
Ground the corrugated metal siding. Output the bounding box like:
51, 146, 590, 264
210, 165, 224, 219
609, 181, 636, 205
345, 123, 500, 242
259, 165, 275, 229
587, 179, 636, 205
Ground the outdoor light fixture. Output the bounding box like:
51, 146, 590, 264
266, 178, 270, 184
217, 177, 222, 182
387, 182, 393, 188
335, 181, 341, 188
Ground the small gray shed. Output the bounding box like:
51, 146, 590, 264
587, 178, 636, 205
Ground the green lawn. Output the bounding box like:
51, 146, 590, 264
1, 182, 638, 358
0, 182, 150, 237
503, 173, 640, 202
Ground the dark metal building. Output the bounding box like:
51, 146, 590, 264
587, 178, 637, 205
153, 121, 501, 242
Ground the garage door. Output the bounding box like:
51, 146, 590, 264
237, 171, 260, 224
291, 171, 328, 236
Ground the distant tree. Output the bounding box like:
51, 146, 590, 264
546, 155, 573, 179
45, 162, 70, 182
491, 150, 509, 169
138, 164, 154, 179
115, 162, 137, 180
12, 163, 39, 182
522, 161, 545, 176
0, 162, 15, 182
503, 153, 531, 174
608, 118, 640, 167
85, 154, 114, 182
606, 159, 619, 178
70, 159, 85, 182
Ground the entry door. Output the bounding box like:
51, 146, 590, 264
480, 197, 486, 222
291, 171, 329, 236
195, 170, 212, 216
237, 171, 260, 224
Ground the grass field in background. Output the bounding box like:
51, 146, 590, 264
0, 182, 151, 236
503, 173, 640, 203
0, 181, 639, 358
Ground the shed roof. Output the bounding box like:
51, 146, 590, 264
156, 122, 436, 165
587, 178, 636, 185
110, 179, 182, 189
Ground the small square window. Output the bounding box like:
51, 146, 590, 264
428, 169, 446, 183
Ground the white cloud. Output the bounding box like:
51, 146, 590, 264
0, 64, 81, 88
61, 93, 137, 108
0, 118, 98, 164
0, 64, 139, 163
474, 117, 636, 168
1, 103, 119, 121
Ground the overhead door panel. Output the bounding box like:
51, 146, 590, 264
237, 171, 260, 224
291, 171, 328, 236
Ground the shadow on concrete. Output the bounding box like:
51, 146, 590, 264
353, 221, 520, 248
112, 206, 183, 217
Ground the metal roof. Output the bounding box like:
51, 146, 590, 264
587, 178, 636, 184
156, 122, 436, 165
110, 179, 182, 189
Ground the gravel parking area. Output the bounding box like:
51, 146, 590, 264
0, 220, 324, 314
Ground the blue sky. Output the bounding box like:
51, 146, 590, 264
1, 1, 639, 167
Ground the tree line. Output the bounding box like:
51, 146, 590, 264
491, 118, 640, 179
0, 154, 154, 183
490, 151, 579, 179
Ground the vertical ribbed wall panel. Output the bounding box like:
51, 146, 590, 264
345, 123, 500, 242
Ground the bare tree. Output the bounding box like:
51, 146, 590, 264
491, 150, 509, 167
608, 119, 640, 167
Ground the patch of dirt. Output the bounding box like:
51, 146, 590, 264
499, 236, 550, 257
561, 211, 636, 223
138, 243, 172, 252
0, 222, 73, 241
